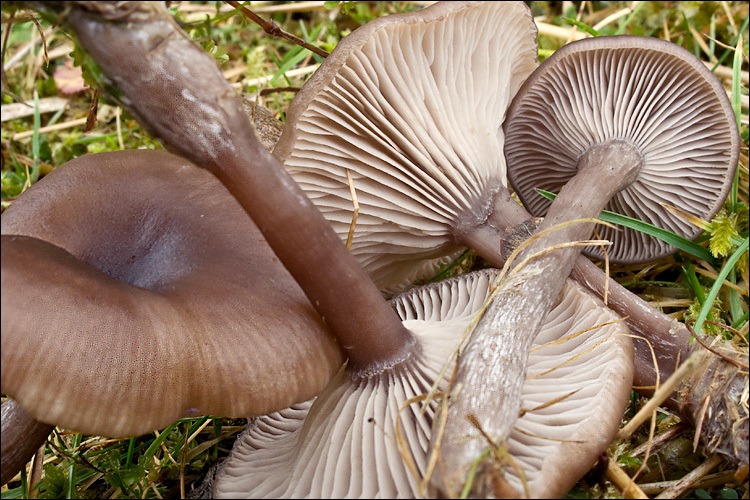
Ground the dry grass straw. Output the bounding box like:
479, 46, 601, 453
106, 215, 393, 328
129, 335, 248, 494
345, 168, 359, 250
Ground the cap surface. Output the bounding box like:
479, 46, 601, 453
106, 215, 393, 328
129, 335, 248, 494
276, 1, 539, 295
505, 35, 739, 263
1, 150, 343, 437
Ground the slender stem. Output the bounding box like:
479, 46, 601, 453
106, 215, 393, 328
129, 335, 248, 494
461, 149, 686, 395
436, 141, 643, 492
570, 257, 691, 405
457, 185, 530, 259
0, 400, 53, 487
62, 2, 413, 372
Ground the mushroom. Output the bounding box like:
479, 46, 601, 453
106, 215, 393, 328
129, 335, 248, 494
433, 33, 741, 490
275, 0, 538, 297
274, 6, 738, 408
56, 0, 412, 372
212, 269, 633, 499
1, 149, 344, 438
504, 35, 738, 264
267, 3, 741, 488
12, 2, 634, 497
502, 32, 742, 410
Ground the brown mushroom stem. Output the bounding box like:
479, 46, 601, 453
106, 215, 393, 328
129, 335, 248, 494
459, 178, 692, 404
435, 141, 644, 491
60, 2, 413, 373
569, 257, 691, 404
0, 399, 53, 486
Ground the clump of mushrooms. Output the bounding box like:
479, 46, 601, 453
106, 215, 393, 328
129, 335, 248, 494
433, 33, 743, 491
2, 1, 636, 497
208, 2, 633, 497
276, 0, 740, 397
498, 30, 746, 466
272, 0, 745, 479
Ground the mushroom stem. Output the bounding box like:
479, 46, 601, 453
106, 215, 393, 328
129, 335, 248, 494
60, 2, 413, 373
0, 399, 52, 486
569, 257, 691, 403
458, 156, 685, 395
436, 141, 645, 491
464, 199, 692, 406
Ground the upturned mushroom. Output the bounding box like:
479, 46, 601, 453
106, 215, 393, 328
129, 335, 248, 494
275, 1, 538, 297
504, 35, 738, 264
503, 35, 744, 418
433, 34, 741, 491
7, 1, 635, 497
213, 270, 633, 499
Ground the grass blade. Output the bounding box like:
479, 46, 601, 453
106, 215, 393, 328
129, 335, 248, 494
536, 189, 717, 264
693, 238, 749, 334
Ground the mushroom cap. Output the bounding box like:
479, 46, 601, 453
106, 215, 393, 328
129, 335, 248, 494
504, 35, 739, 264
212, 270, 633, 498
1, 149, 343, 437
275, 1, 539, 296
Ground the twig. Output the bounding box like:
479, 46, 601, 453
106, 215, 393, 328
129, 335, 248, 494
629, 422, 688, 457
12, 117, 88, 140
225, 0, 329, 59
639, 470, 738, 495
655, 454, 724, 499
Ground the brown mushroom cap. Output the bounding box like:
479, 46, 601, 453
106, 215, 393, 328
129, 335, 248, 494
212, 271, 632, 498
60, 1, 411, 371
504, 35, 739, 263
1, 149, 343, 437
275, 1, 539, 295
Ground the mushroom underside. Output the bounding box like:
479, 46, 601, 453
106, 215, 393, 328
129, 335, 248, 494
277, 0, 539, 296
213, 270, 633, 499
504, 36, 738, 263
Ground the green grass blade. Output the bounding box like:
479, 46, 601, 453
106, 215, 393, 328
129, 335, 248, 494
125, 436, 136, 468
693, 237, 749, 334
681, 260, 706, 305
31, 91, 41, 185
732, 310, 749, 331
536, 189, 717, 263
563, 17, 600, 37
65, 433, 83, 499
143, 421, 179, 458
730, 33, 742, 211
615, 2, 646, 35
